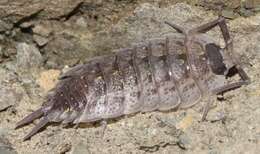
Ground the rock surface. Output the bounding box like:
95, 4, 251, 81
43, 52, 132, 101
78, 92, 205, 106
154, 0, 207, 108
0, 68, 24, 111
0, 128, 17, 154
16, 43, 42, 70
0, 1, 259, 154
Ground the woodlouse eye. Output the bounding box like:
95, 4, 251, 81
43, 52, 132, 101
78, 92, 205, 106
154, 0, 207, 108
205, 43, 227, 75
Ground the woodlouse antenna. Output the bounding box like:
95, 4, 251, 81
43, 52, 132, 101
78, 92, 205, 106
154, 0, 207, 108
165, 21, 186, 34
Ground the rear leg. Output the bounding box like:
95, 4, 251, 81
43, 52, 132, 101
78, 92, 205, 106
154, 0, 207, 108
203, 65, 250, 121
201, 96, 212, 121
99, 120, 107, 138
201, 95, 227, 122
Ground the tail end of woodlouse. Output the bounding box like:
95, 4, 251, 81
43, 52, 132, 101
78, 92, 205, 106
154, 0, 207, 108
16, 107, 50, 141
15, 108, 44, 129
23, 117, 49, 141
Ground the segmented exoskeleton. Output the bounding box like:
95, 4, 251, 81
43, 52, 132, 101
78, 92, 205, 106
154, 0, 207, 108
16, 17, 250, 140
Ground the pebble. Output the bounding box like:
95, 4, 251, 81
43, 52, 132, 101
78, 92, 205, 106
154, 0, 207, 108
33, 24, 52, 37
176, 115, 193, 131
33, 34, 49, 46
36, 69, 60, 92
19, 21, 35, 29
76, 17, 87, 28
177, 133, 191, 149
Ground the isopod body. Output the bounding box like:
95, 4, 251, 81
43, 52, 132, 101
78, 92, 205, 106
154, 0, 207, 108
16, 17, 250, 140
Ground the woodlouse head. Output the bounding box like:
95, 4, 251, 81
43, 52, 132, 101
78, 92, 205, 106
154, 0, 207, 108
205, 43, 227, 75
205, 41, 244, 80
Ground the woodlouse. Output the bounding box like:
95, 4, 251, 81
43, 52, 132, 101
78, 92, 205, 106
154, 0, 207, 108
16, 17, 250, 141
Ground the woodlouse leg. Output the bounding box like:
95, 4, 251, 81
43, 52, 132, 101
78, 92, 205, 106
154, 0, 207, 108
213, 66, 250, 94
204, 66, 250, 121
202, 68, 250, 121
99, 120, 107, 138
201, 96, 216, 121
203, 75, 249, 121
213, 79, 249, 95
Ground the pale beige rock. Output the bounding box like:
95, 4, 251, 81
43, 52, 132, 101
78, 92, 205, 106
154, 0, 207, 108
36, 69, 61, 92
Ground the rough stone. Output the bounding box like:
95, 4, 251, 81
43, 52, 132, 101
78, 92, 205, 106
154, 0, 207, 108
0, 86, 22, 111
0, 139, 17, 154
0, 20, 12, 32
239, 8, 255, 17
76, 17, 87, 28
0, 0, 83, 23
92, 3, 212, 53
198, 0, 241, 9
0, 128, 17, 154
33, 24, 52, 37
2, 47, 17, 59
36, 69, 60, 92
0, 2, 259, 154
177, 133, 191, 149
33, 34, 49, 46
19, 21, 35, 29
244, 0, 260, 9
16, 42, 43, 72
0, 68, 23, 111
0, 128, 8, 138
43, 33, 88, 66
